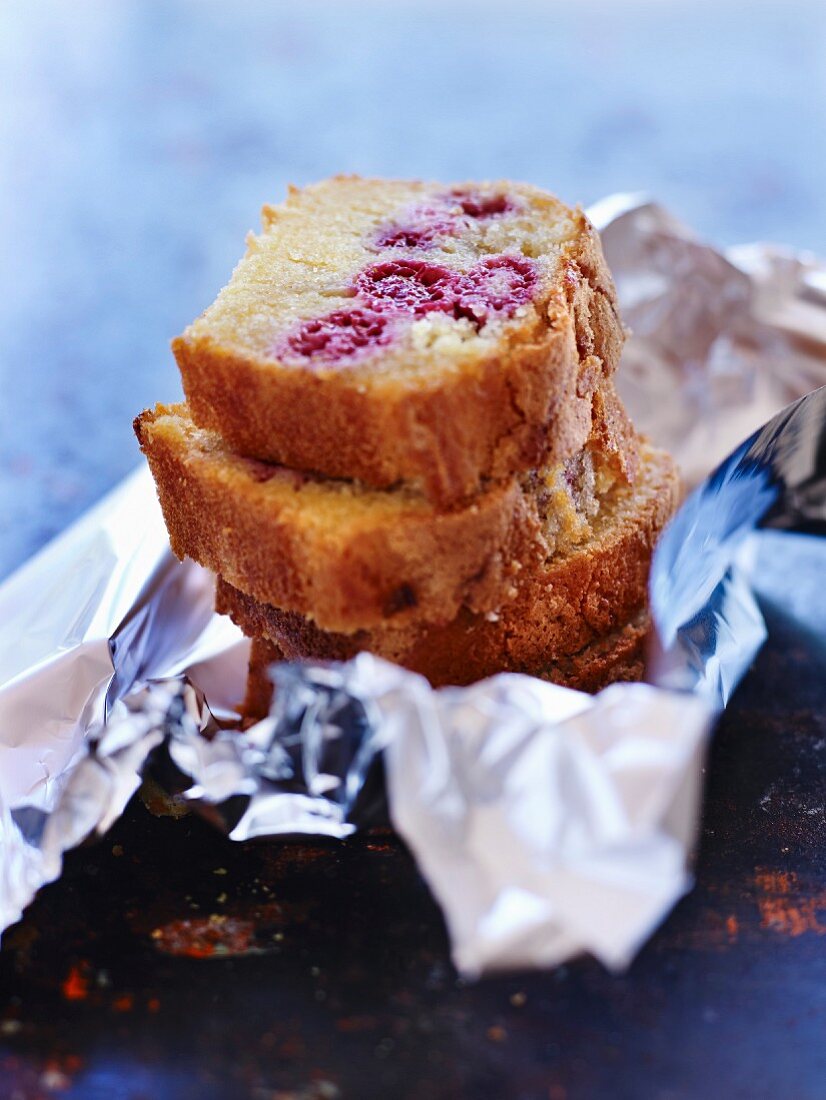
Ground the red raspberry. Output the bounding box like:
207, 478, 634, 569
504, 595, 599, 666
455, 255, 538, 326
374, 208, 454, 250
372, 192, 516, 250
282, 253, 537, 364
281, 308, 394, 363
356, 260, 462, 316
375, 224, 439, 249
451, 189, 515, 219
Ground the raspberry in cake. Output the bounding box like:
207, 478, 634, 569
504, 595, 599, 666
172, 176, 625, 504
282, 308, 395, 364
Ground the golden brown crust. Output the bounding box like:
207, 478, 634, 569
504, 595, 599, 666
545, 611, 648, 692
215, 444, 678, 685
135, 387, 644, 634
240, 611, 648, 722
244, 637, 279, 720
176, 318, 594, 507
240, 637, 285, 723
174, 180, 625, 506
137, 404, 532, 632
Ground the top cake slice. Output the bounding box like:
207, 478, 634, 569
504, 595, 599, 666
174, 176, 625, 505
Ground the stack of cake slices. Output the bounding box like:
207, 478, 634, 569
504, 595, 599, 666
136, 176, 680, 718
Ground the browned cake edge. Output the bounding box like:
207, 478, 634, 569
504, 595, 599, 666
173, 204, 624, 506
134, 384, 641, 635
240, 610, 649, 723
215, 444, 678, 683
240, 637, 286, 724
137, 403, 532, 633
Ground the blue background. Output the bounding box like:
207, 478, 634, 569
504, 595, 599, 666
2, 0, 824, 577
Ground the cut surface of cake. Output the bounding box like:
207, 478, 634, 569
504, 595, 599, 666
173, 176, 625, 504
135, 384, 641, 634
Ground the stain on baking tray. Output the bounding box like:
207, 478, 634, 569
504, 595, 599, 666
150, 916, 261, 958
754, 869, 826, 937
61, 963, 91, 1002
658, 871, 826, 951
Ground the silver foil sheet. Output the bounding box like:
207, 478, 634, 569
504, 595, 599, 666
590, 194, 826, 485
1, 196, 825, 975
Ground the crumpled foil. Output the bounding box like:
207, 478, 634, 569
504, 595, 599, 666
2, 196, 825, 976
590, 194, 826, 484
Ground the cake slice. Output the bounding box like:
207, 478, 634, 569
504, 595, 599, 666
240, 610, 650, 721
135, 385, 640, 635
215, 440, 676, 687
172, 176, 624, 504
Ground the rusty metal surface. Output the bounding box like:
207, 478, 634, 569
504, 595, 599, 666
1, 600, 824, 1100
3, 3, 826, 1096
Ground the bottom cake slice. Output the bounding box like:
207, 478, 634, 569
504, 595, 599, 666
135, 385, 639, 635
220, 441, 678, 706
240, 611, 650, 721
